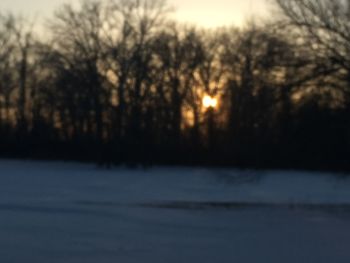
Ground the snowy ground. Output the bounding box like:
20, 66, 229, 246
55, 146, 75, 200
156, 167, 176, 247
1, 160, 350, 263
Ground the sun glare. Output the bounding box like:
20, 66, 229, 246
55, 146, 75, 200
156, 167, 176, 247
203, 95, 218, 109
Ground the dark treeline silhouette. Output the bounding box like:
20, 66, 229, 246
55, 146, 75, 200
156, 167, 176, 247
0, 0, 349, 171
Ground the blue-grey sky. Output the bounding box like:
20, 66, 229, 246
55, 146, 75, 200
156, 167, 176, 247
0, 0, 269, 28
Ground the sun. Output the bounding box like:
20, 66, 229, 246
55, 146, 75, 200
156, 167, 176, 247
203, 95, 218, 109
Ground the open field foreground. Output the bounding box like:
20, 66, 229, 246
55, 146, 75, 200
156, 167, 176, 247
1, 160, 350, 263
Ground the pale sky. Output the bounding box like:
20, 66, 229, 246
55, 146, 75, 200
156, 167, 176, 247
0, 0, 269, 28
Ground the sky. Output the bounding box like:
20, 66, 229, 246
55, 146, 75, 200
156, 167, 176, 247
0, 0, 269, 28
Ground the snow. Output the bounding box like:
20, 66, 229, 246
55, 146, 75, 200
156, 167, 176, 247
0, 160, 350, 262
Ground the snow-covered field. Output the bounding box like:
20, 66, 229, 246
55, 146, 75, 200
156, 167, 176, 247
1, 160, 350, 263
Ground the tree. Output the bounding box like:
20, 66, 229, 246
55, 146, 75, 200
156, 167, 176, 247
49, 0, 108, 142
153, 25, 205, 145
220, 24, 298, 163
0, 14, 16, 127
12, 17, 36, 136
194, 29, 226, 149
104, 0, 172, 143
275, 0, 350, 104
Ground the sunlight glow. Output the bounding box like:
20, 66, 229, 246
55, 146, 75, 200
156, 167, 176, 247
0, 0, 269, 29
203, 95, 218, 109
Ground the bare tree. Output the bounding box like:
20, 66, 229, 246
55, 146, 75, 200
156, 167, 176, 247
152, 25, 205, 145
220, 23, 298, 157
194, 29, 226, 148
12, 17, 36, 135
104, 0, 172, 142
49, 0, 108, 142
275, 0, 350, 101
0, 14, 17, 126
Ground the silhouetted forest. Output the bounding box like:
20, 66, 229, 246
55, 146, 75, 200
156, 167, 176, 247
0, 0, 349, 171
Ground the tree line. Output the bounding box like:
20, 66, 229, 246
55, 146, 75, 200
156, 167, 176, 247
0, 0, 349, 170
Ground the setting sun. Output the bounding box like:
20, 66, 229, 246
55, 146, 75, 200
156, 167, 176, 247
203, 95, 218, 109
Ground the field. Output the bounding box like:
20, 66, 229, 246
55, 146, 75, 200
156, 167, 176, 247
1, 160, 350, 263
